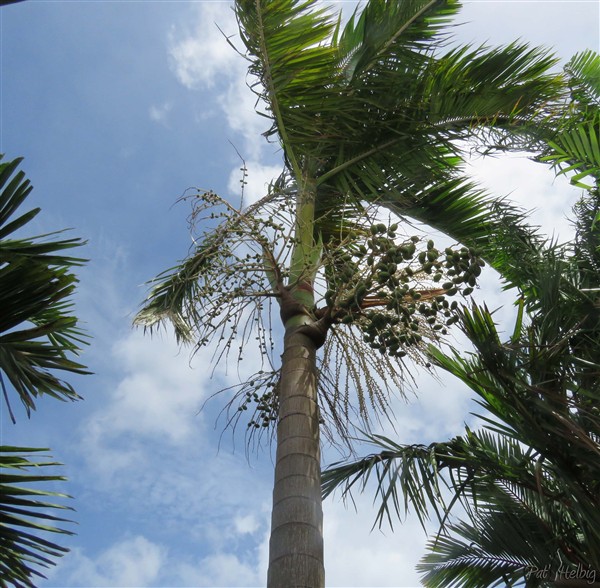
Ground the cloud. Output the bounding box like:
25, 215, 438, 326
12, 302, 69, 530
52, 533, 267, 587
57, 535, 167, 587
168, 4, 276, 162
323, 494, 430, 587
221, 74, 273, 159
149, 101, 173, 125
175, 552, 263, 587
467, 153, 580, 244
234, 513, 261, 535
88, 330, 208, 445
75, 329, 213, 487
168, 4, 240, 90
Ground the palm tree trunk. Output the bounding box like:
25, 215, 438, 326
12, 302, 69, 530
267, 328, 325, 588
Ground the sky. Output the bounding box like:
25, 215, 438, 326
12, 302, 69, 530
0, 1, 599, 587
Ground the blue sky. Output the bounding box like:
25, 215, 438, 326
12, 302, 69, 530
1, 1, 599, 586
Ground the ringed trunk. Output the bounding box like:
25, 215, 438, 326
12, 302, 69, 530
267, 328, 325, 588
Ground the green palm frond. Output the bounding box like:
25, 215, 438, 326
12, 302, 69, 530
542, 115, 600, 188
323, 258, 600, 570
421, 42, 561, 146
566, 49, 600, 107
418, 469, 596, 587
322, 433, 449, 530
333, 0, 460, 83
540, 51, 600, 188
234, 0, 564, 227
0, 156, 89, 421
0, 446, 74, 588
418, 512, 548, 588
322, 428, 543, 533
235, 0, 340, 176
573, 188, 600, 274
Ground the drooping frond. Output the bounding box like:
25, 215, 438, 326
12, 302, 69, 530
324, 428, 525, 529
134, 189, 287, 365
398, 177, 547, 285
323, 193, 600, 570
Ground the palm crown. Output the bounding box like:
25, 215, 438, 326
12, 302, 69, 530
236, 0, 562, 260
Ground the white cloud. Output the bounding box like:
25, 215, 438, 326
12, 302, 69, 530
234, 513, 260, 535
168, 4, 240, 90
175, 552, 263, 587
149, 101, 172, 125
168, 4, 276, 161
58, 535, 167, 587
76, 330, 213, 485
323, 495, 430, 587
90, 330, 208, 445
467, 153, 581, 244
222, 74, 272, 159
53, 533, 268, 587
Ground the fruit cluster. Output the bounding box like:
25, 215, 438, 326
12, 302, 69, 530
325, 223, 484, 358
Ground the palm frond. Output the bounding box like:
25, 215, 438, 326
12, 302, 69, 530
334, 0, 460, 83
0, 446, 74, 588
421, 41, 562, 147
418, 512, 548, 588
0, 156, 89, 421
566, 49, 600, 107
322, 433, 449, 530
235, 0, 339, 175
542, 114, 600, 188
322, 429, 544, 534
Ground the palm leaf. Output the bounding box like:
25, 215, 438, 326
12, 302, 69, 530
322, 429, 544, 534
0, 446, 74, 588
333, 0, 460, 83
542, 115, 600, 188
418, 513, 548, 588
565, 49, 600, 106
0, 156, 90, 421
235, 0, 340, 176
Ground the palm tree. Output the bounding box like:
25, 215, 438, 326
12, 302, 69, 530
135, 1, 566, 585
0, 155, 89, 586
322, 50, 600, 586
